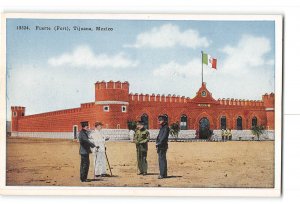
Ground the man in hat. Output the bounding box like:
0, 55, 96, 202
156, 115, 170, 179
134, 121, 150, 175
90, 121, 109, 177
78, 121, 99, 182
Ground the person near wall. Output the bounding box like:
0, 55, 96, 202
156, 115, 170, 179
90, 121, 109, 178
78, 121, 99, 182
221, 129, 225, 141
134, 121, 150, 175
226, 128, 232, 140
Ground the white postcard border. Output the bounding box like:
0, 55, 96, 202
0, 13, 283, 197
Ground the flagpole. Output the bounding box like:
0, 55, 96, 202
201, 51, 203, 84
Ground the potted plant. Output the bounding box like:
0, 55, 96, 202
127, 120, 137, 131
170, 122, 180, 141
251, 125, 265, 141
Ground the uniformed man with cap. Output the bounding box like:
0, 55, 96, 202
156, 115, 170, 179
78, 121, 99, 182
134, 120, 150, 175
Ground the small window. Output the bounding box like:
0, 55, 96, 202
103, 106, 109, 112
117, 124, 120, 129
21, 113, 25, 116
122, 105, 127, 112
201, 91, 207, 97
13, 112, 17, 117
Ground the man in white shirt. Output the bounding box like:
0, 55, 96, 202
90, 121, 109, 178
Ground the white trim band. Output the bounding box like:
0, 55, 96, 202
265, 108, 274, 111
95, 101, 129, 105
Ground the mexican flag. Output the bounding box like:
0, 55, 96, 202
202, 52, 217, 69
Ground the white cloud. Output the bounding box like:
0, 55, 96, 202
48, 45, 138, 68
220, 35, 273, 75
153, 59, 216, 79
7, 64, 94, 117
152, 34, 275, 100
125, 24, 210, 49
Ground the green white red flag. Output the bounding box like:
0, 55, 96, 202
202, 52, 217, 69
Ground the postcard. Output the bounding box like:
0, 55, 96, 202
0, 13, 282, 196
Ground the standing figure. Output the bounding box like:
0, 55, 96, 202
221, 129, 226, 142
225, 128, 229, 141
156, 115, 170, 179
134, 121, 150, 175
227, 128, 233, 140
90, 122, 109, 178
78, 121, 99, 182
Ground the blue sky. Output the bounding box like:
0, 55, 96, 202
6, 19, 275, 117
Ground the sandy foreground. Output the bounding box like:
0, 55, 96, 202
6, 137, 274, 188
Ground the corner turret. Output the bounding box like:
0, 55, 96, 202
11, 106, 25, 132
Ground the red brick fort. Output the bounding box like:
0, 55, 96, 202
11, 81, 274, 139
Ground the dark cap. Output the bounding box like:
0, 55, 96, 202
158, 115, 168, 121
137, 121, 145, 125
81, 121, 89, 128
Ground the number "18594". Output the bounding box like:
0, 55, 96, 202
16, 26, 30, 30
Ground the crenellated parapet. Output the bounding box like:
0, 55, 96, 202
11, 106, 26, 114
217, 98, 264, 107
95, 80, 129, 90
262, 93, 275, 109
80, 102, 95, 108
95, 80, 129, 102
129, 92, 190, 103
190, 83, 272, 108
20, 107, 82, 118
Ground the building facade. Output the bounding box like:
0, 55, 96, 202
11, 81, 275, 140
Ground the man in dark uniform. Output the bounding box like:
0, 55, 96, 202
134, 121, 150, 175
156, 115, 170, 179
78, 121, 99, 182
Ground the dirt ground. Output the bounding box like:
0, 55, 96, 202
6, 137, 274, 188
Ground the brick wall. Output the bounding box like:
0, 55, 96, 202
11, 129, 275, 141
11, 81, 275, 133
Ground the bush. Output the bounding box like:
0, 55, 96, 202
127, 120, 137, 131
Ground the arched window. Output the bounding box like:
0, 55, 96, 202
237, 116, 243, 130
180, 115, 188, 130
252, 116, 258, 127
141, 113, 149, 129
220, 116, 226, 130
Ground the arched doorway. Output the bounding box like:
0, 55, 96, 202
220, 116, 226, 130
237, 116, 243, 130
252, 116, 257, 127
199, 117, 211, 139
180, 114, 188, 130
141, 113, 149, 129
